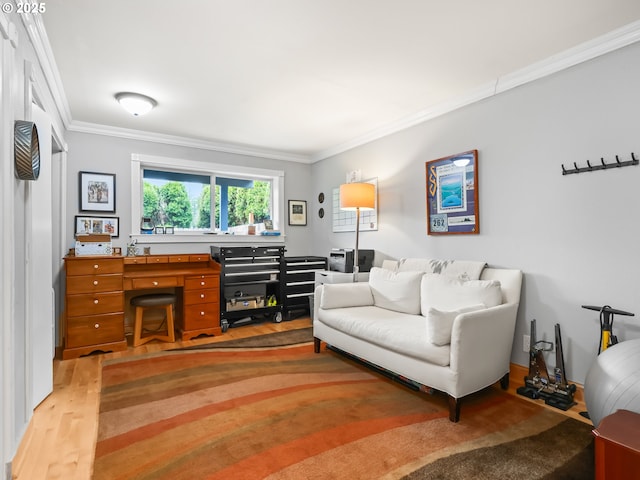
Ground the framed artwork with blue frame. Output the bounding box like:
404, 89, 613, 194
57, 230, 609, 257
425, 150, 479, 235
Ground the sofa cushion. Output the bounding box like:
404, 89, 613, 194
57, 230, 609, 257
369, 267, 423, 315
426, 305, 486, 346
398, 258, 486, 280
318, 306, 451, 366
421, 274, 502, 315
320, 282, 374, 309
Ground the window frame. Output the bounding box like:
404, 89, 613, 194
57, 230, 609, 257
130, 153, 285, 244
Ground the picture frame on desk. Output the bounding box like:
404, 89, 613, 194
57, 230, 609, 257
79, 171, 116, 213
74, 215, 119, 237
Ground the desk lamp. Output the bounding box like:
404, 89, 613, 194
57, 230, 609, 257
339, 182, 375, 281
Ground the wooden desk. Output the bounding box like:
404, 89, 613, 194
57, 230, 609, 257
63, 254, 220, 359
593, 409, 640, 480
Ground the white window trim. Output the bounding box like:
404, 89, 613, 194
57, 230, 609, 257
130, 153, 285, 244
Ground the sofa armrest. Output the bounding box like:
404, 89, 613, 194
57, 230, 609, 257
449, 303, 519, 376
315, 282, 374, 310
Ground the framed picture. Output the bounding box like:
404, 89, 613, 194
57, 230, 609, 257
74, 215, 119, 237
79, 171, 116, 213
425, 150, 479, 235
288, 200, 307, 226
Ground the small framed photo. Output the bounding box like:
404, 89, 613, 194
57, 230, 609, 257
74, 215, 119, 238
288, 200, 307, 226
79, 171, 116, 213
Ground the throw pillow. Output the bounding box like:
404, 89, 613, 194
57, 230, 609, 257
426, 304, 486, 346
320, 282, 374, 309
421, 274, 502, 315
368, 267, 423, 314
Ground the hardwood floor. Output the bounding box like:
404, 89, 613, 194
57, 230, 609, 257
11, 316, 590, 479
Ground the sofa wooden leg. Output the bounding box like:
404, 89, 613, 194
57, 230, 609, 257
448, 395, 461, 422
313, 337, 321, 353
500, 372, 510, 390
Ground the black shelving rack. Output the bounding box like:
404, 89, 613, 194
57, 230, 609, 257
211, 245, 285, 332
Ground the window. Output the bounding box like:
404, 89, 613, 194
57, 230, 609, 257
131, 154, 284, 238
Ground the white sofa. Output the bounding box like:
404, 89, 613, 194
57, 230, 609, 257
313, 259, 523, 422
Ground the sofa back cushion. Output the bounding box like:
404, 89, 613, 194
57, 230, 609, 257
369, 267, 423, 314
420, 273, 502, 315
320, 282, 374, 309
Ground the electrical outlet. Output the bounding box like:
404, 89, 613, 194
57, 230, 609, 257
523, 334, 530, 352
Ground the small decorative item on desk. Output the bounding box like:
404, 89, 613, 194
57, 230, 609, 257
74, 234, 112, 256
140, 217, 154, 234
154, 226, 165, 234
164, 226, 174, 234
126, 238, 138, 257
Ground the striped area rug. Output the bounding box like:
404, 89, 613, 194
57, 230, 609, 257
93, 344, 594, 479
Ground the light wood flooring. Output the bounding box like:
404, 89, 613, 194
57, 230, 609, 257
11, 316, 590, 479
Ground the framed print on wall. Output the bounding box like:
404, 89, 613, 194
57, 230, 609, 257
79, 171, 116, 213
425, 150, 479, 235
288, 200, 307, 226
74, 215, 119, 237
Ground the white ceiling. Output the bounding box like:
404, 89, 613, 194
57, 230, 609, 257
40, 0, 640, 162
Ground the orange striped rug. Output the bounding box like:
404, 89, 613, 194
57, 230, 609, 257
93, 345, 593, 479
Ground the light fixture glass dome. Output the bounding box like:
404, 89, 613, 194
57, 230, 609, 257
115, 92, 157, 116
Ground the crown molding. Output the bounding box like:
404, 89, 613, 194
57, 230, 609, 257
312, 20, 640, 162
68, 121, 312, 163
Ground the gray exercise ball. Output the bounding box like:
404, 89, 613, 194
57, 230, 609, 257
584, 338, 640, 427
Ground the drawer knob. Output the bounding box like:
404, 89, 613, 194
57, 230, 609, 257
200, 311, 205, 316
200, 294, 205, 298
94, 323, 100, 329
93, 264, 99, 269
93, 280, 99, 286
153, 281, 158, 286
93, 299, 99, 304
200, 281, 205, 286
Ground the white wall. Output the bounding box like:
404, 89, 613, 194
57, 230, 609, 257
311, 41, 640, 385
64, 131, 316, 256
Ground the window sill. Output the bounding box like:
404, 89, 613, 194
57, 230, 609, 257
129, 234, 286, 245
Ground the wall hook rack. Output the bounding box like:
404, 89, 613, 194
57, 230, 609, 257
562, 153, 638, 175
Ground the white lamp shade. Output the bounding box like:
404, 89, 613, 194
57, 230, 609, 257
115, 92, 157, 116
340, 182, 375, 210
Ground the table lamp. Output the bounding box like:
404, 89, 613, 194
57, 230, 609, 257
339, 182, 375, 281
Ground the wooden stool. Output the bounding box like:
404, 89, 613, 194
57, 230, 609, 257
130, 293, 177, 347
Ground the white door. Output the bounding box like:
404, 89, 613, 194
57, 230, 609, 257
29, 105, 54, 408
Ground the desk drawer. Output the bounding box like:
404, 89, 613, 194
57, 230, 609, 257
131, 276, 179, 289
184, 303, 219, 330
168, 255, 191, 263
67, 274, 123, 294
184, 288, 219, 305
189, 254, 210, 263
185, 275, 219, 290
66, 313, 124, 348
66, 258, 123, 276
124, 256, 147, 265
67, 292, 123, 317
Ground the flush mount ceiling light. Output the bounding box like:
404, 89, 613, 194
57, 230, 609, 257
114, 92, 157, 116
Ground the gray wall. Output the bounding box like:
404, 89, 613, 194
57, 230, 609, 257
65, 131, 315, 256
310, 41, 640, 384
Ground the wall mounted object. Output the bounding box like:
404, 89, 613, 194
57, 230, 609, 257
318, 192, 325, 203
79, 171, 116, 213
74, 215, 119, 238
14, 120, 40, 180
318, 208, 325, 218
288, 200, 307, 226
561, 153, 638, 175
426, 150, 479, 235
